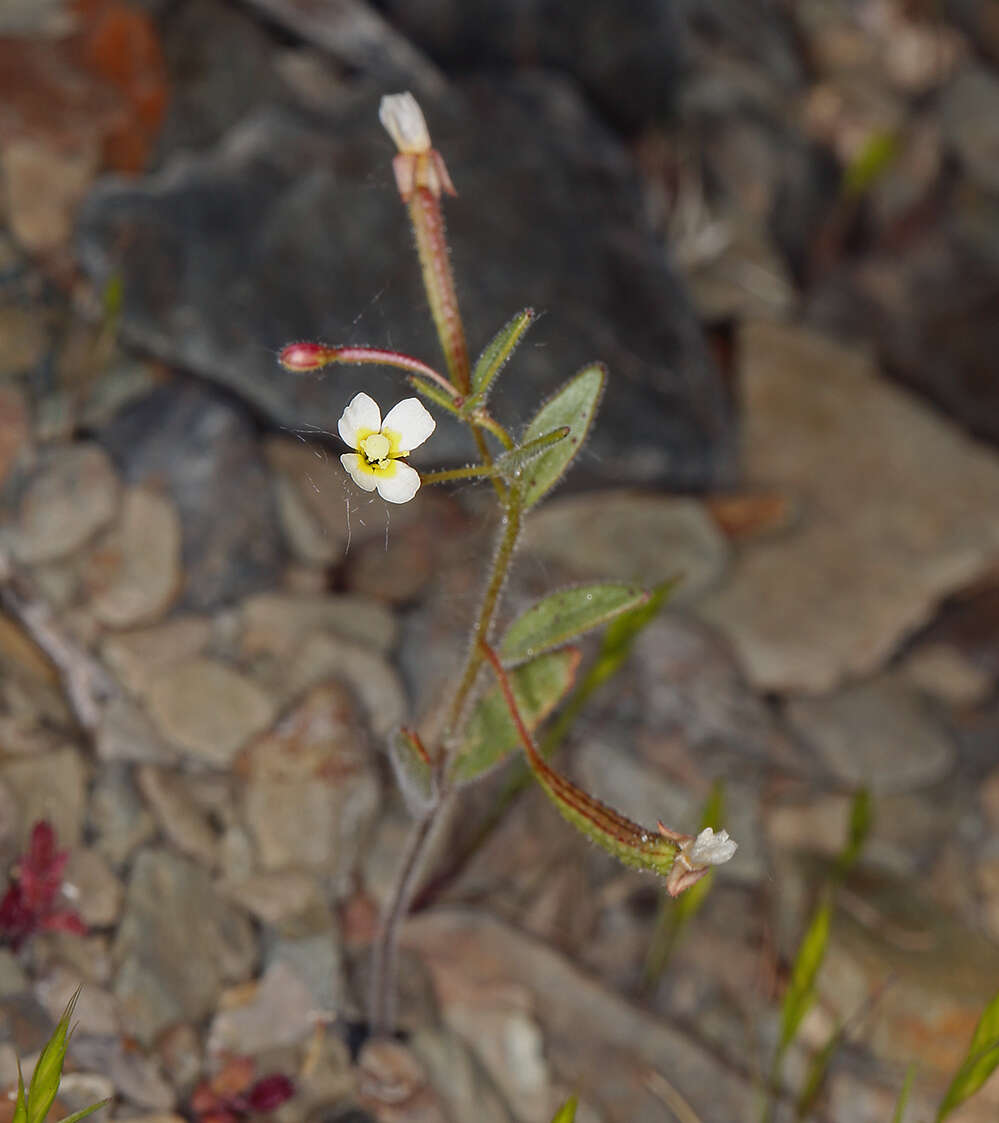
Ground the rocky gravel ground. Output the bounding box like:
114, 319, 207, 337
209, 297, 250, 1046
2, 1, 999, 1121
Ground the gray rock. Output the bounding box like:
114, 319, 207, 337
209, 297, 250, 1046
267, 931, 347, 1015
135, 765, 219, 866
100, 616, 212, 700
786, 678, 956, 794
238, 684, 380, 890
940, 66, 999, 195
0, 747, 88, 847
97, 379, 284, 611
519, 493, 728, 602
146, 658, 277, 767
240, 591, 397, 660
78, 79, 734, 491
113, 848, 257, 1044
0, 949, 28, 998
697, 320, 999, 692
62, 847, 124, 928
207, 960, 318, 1056
96, 695, 178, 765
88, 765, 157, 869
5, 444, 119, 564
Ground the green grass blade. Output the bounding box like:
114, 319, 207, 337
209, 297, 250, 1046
892, 1063, 917, 1123
13, 1061, 28, 1123
27, 988, 80, 1123
549, 1095, 578, 1123
778, 896, 832, 1057
55, 1101, 111, 1123
937, 988, 999, 1120
794, 1022, 844, 1121
833, 788, 873, 882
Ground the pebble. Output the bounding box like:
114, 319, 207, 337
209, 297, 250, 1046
112, 848, 257, 1045
100, 616, 211, 699
267, 932, 346, 1015
135, 765, 219, 867
1, 137, 100, 254
237, 683, 380, 886
0, 746, 88, 846
240, 590, 397, 659
146, 658, 277, 766
0, 384, 31, 488
521, 493, 728, 602
207, 960, 318, 1056
35, 967, 119, 1035
62, 846, 124, 928
96, 695, 178, 765
87, 486, 183, 628
786, 677, 956, 794
220, 870, 326, 928
0, 303, 47, 376
265, 436, 347, 565
896, 642, 993, 708
88, 765, 157, 869
698, 321, 999, 692
8, 443, 120, 565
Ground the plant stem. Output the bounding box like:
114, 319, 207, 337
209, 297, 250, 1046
420, 463, 497, 486
368, 808, 437, 1038
367, 491, 523, 1037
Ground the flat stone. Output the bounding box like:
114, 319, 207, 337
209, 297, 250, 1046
697, 321, 999, 692
267, 931, 346, 1014
0, 746, 87, 846
35, 967, 119, 1035
220, 870, 326, 927
113, 848, 257, 1045
897, 642, 993, 708
2, 136, 99, 254
207, 960, 318, 1056
95, 695, 177, 766
135, 765, 219, 867
78, 80, 734, 491
88, 765, 157, 869
62, 847, 124, 928
0, 304, 47, 377
241, 590, 397, 659
521, 493, 728, 602
7, 443, 119, 564
86, 486, 183, 628
786, 677, 956, 794
237, 682, 379, 885
100, 616, 211, 699
147, 658, 277, 766
98, 379, 284, 611
264, 435, 349, 565
404, 909, 753, 1121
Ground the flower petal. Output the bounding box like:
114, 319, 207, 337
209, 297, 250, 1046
685, 828, 738, 867
376, 460, 421, 504
340, 453, 378, 491
338, 393, 381, 449
382, 398, 436, 451
379, 92, 431, 155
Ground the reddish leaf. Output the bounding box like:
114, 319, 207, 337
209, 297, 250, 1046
247, 1074, 295, 1113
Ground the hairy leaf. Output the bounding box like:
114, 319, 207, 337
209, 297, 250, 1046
519, 364, 605, 508
501, 583, 648, 665
470, 307, 535, 400
451, 649, 579, 783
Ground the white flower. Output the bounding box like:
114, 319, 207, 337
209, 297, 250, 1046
683, 828, 738, 867
338, 392, 435, 504
379, 92, 431, 155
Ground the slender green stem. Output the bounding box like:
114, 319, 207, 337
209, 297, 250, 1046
472, 411, 515, 450
420, 463, 496, 485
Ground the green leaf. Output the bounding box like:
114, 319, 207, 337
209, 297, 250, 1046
519, 363, 606, 508
778, 896, 832, 1056
407, 374, 461, 415
549, 1095, 578, 1123
451, 649, 579, 783
892, 1064, 917, 1123
937, 989, 999, 1120
495, 427, 570, 482
501, 583, 648, 665
28, 988, 79, 1123
470, 307, 535, 400
389, 727, 435, 813
843, 131, 899, 199
833, 787, 873, 882
55, 1102, 110, 1123
13, 1062, 27, 1123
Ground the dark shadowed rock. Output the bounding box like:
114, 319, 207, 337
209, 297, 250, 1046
78, 77, 735, 491
97, 379, 284, 610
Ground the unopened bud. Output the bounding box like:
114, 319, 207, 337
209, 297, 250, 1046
278, 342, 339, 372
379, 92, 431, 155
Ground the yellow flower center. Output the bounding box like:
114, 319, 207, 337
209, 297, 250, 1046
361, 432, 391, 465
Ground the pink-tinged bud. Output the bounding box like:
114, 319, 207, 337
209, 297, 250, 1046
278, 342, 340, 372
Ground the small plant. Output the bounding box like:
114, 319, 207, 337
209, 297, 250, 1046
0, 821, 86, 952
8, 990, 107, 1123
279, 91, 740, 1038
